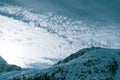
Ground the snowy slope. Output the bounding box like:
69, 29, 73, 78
1, 47, 120, 80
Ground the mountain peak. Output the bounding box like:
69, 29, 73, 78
57, 47, 103, 64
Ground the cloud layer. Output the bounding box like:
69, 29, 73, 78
0, 5, 120, 68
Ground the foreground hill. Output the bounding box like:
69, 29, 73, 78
1, 47, 120, 80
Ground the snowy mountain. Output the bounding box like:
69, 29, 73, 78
0, 0, 120, 79
0, 47, 120, 80
0, 56, 22, 73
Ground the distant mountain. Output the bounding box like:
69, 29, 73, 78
0, 47, 120, 80
0, 56, 22, 73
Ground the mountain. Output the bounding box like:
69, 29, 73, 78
1, 47, 120, 80
0, 56, 22, 73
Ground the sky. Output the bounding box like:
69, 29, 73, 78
0, 0, 120, 68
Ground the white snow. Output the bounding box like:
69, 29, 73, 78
0, 47, 120, 80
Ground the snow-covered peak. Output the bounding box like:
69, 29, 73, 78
58, 47, 119, 64
44, 47, 120, 80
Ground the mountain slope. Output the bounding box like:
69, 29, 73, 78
36, 47, 120, 80
1, 47, 120, 80
0, 56, 22, 73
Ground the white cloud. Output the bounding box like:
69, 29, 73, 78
0, 5, 120, 68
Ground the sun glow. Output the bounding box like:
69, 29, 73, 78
0, 40, 24, 66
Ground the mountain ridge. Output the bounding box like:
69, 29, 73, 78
0, 47, 120, 80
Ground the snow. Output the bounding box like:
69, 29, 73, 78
0, 1, 120, 79
0, 47, 120, 80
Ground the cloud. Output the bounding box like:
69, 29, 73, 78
0, 5, 120, 68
